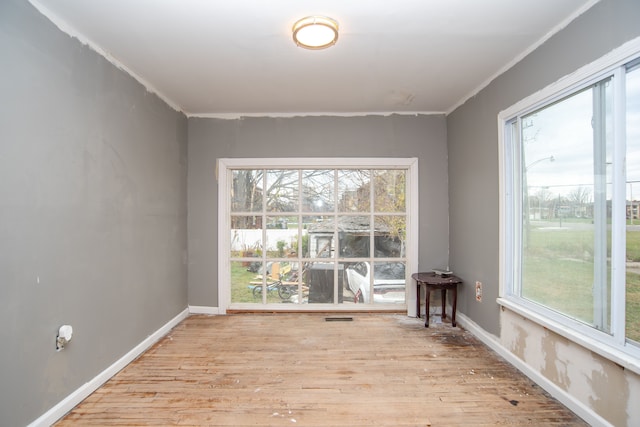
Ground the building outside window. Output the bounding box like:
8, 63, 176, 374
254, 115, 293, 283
217, 158, 418, 313
500, 49, 640, 364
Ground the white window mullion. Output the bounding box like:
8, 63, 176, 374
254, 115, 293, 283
217, 161, 231, 315
497, 39, 640, 367
369, 170, 375, 304
333, 169, 339, 304
297, 170, 304, 302
511, 119, 523, 298
611, 66, 627, 345
592, 81, 609, 332
407, 158, 419, 316
220, 158, 417, 313
261, 169, 268, 304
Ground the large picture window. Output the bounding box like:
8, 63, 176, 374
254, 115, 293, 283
218, 158, 418, 313
500, 48, 640, 365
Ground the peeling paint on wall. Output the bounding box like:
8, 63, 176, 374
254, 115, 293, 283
587, 352, 628, 427
512, 323, 528, 360
500, 307, 640, 426
541, 329, 571, 390
501, 311, 522, 359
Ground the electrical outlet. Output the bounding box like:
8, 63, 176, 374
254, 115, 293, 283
475, 281, 482, 302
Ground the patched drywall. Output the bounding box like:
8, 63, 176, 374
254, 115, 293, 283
541, 330, 572, 390
501, 309, 640, 426
587, 353, 629, 426
505, 319, 529, 361
449, 0, 640, 424
502, 312, 545, 372
628, 373, 640, 425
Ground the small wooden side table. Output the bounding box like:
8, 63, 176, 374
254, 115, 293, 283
412, 272, 463, 327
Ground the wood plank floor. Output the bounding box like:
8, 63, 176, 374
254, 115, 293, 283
56, 313, 587, 426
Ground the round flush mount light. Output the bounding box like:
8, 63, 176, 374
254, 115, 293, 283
292, 16, 339, 50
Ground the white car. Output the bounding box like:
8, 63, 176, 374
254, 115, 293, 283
345, 262, 406, 304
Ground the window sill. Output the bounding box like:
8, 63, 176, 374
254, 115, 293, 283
227, 303, 406, 313
497, 297, 640, 376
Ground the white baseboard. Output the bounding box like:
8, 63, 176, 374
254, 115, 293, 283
188, 305, 220, 315
455, 312, 612, 427
30, 308, 609, 427
28, 308, 190, 427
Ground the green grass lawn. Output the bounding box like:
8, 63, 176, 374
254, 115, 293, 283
626, 272, 640, 342
227, 221, 640, 343
230, 262, 257, 303
230, 261, 297, 304
524, 223, 640, 342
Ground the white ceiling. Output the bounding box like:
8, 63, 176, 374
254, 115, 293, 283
30, 0, 596, 117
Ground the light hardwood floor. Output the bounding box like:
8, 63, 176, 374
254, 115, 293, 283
56, 313, 587, 426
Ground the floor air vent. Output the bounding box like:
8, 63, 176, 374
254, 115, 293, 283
325, 317, 353, 322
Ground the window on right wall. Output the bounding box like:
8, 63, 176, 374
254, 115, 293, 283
500, 44, 640, 366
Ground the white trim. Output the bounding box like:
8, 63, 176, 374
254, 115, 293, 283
406, 157, 420, 317
455, 312, 613, 427
28, 0, 600, 120
497, 35, 640, 370
218, 157, 418, 169
497, 114, 507, 302
499, 36, 640, 121
188, 305, 221, 315
28, 308, 190, 427
28, 1, 185, 114
447, 0, 601, 115
217, 158, 419, 315
611, 67, 628, 347
226, 303, 405, 312
217, 159, 231, 315
29, 0, 446, 121
497, 298, 640, 375
189, 111, 445, 119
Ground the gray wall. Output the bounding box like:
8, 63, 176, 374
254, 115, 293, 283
188, 115, 449, 307
448, 2, 640, 424
9, 0, 637, 424
448, 0, 640, 336
0, 1, 188, 426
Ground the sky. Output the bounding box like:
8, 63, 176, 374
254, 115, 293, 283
524, 65, 640, 201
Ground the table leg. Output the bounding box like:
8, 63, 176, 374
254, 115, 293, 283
451, 287, 458, 327
424, 287, 430, 327
416, 283, 421, 319
441, 289, 447, 320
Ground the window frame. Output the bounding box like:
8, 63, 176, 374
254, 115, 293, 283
217, 157, 419, 315
498, 37, 640, 374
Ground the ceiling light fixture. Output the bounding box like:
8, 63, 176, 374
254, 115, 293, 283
292, 16, 339, 50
